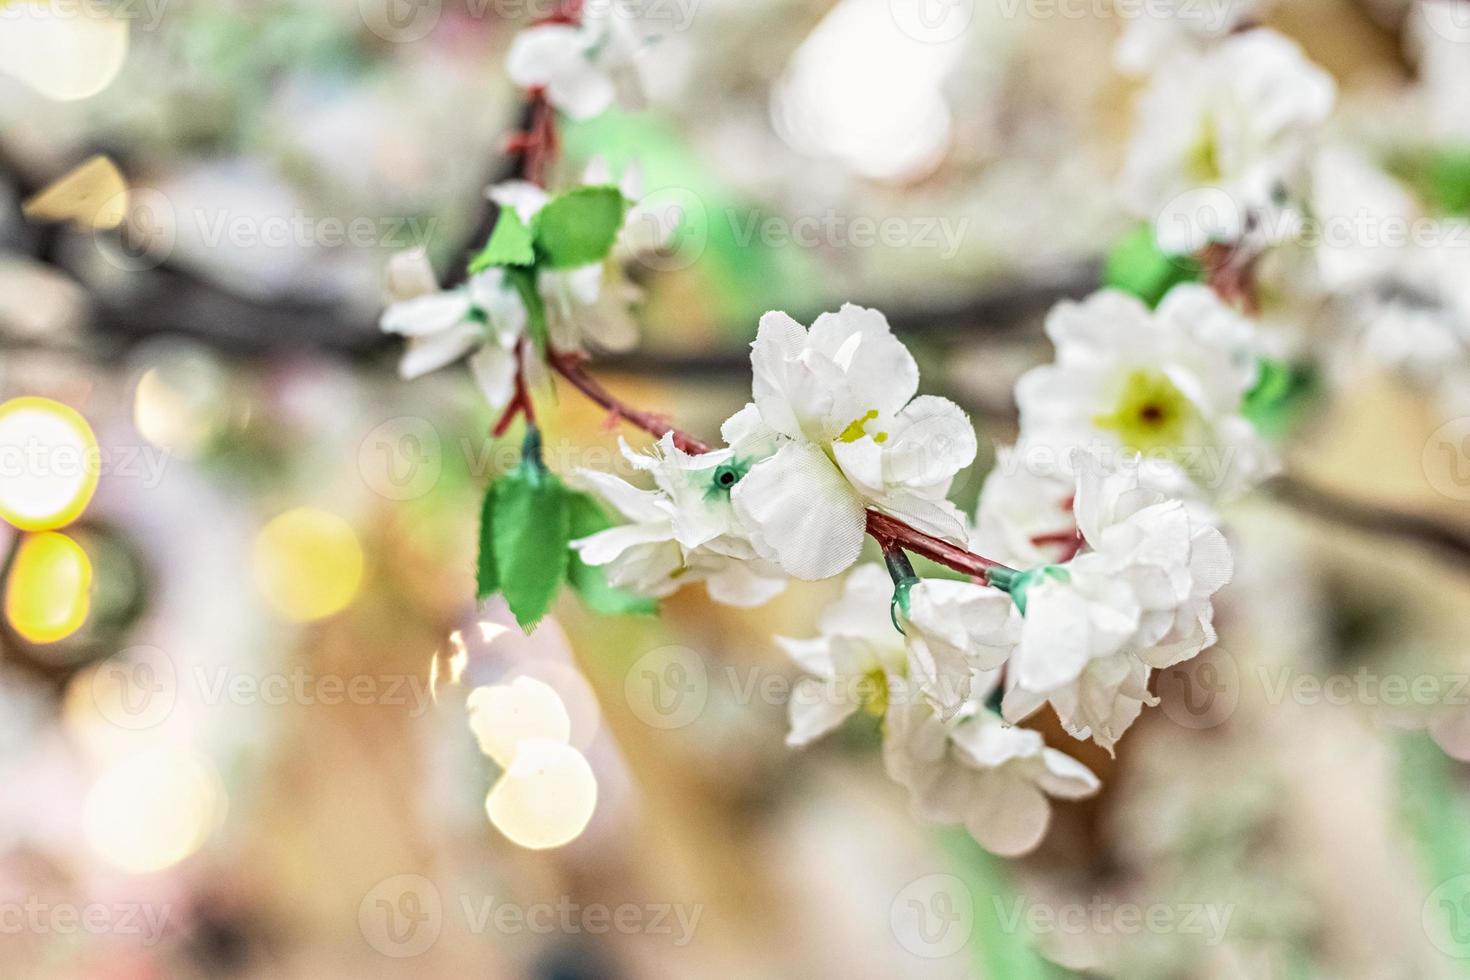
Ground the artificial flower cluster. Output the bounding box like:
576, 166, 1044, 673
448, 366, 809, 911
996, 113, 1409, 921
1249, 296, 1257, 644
377, 0, 1300, 857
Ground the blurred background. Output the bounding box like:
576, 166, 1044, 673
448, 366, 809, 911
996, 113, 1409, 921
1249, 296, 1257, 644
3, 0, 1470, 976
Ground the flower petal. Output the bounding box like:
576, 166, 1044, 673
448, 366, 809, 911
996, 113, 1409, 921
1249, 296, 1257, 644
731, 442, 867, 581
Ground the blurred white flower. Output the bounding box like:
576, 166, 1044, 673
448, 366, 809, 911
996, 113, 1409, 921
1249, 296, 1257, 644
506, 3, 654, 121
1123, 29, 1335, 254
572, 407, 786, 607
883, 687, 1100, 856
1115, 0, 1270, 76
730, 304, 977, 580
779, 564, 1018, 745
379, 249, 526, 411
1015, 285, 1273, 499
1001, 453, 1233, 752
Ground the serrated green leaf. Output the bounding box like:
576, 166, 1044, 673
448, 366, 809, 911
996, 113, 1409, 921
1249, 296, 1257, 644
1103, 223, 1202, 308
475, 481, 499, 599
490, 462, 571, 630
565, 492, 658, 616
469, 206, 536, 272
532, 185, 627, 269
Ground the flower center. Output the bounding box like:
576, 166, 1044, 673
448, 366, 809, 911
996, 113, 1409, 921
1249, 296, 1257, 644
1185, 116, 1222, 184
836, 409, 888, 445
859, 666, 890, 718
1093, 369, 1198, 453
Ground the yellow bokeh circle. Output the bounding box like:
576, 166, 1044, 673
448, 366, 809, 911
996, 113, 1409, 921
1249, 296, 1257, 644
5, 531, 93, 644
252, 507, 365, 622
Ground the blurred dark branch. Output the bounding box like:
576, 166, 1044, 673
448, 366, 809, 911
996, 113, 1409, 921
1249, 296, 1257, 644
1265, 473, 1470, 568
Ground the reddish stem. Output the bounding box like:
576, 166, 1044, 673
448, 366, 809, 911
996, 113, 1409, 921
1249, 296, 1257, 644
547, 349, 1013, 582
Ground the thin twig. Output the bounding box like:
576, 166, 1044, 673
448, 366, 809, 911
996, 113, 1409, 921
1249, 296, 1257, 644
1265, 474, 1470, 568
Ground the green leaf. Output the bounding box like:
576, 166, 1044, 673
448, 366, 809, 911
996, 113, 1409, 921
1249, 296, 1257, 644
1431, 148, 1470, 217
475, 482, 499, 599
532, 185, 627, 269
565, 491, 658, 616
490, 461, 571, 630
469, 205, 536, 272
938, 828, 1066, 980
1103, 223, 1202, 308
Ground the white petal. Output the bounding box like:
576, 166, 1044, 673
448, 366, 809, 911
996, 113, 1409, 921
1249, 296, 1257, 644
883, 396, 976, 490
506, 25, 585, 88
964, 773, 1051, 856
381, 291, 472, 337
703, 562, 785, 608
807, 304, 918, 419
468, 344, 518, 412
398, 324, 481, 379
731, 442, 867, 581
570, 522, 673, 567
487, 180, 550, 223
549, 63, 616, 121
573, 469, 667, 525
787, 677, 858, 747
385, 248, 439, 302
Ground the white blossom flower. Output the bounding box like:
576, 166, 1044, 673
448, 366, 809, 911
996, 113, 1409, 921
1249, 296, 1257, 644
1000, 453, 1233, 752
1122, 29, 1335, 254
883, 687, 1100, 856
571, 406, 786, 607
379, 248, 527, 411
730, 304, 977, 580
506, 2, 654, 121
1114, 0, 1270, 76
488, 168, 669, 353
779, 564, 1019, 742
1015, 285, 1273, 499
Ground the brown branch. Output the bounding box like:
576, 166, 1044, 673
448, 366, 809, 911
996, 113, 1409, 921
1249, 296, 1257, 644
1264, 474, 1470, 568
547, 347, 1013, 581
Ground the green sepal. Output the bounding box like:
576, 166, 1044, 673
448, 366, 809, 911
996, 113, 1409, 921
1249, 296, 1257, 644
1102, 223, 1202, 309
488, 458, 571, 631
475, 481, 500, 599
989, 565, 1070, 616
532, 185, 627, 269
469, 205, 536, 272
504, 264, 549, 354
564, 491, 658, 616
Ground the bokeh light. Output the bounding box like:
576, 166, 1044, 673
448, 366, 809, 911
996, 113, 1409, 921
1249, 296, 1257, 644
132, 346, 232, 458
83, 747, 226, 874
0, 3, 129, 101
466, 676, 573, 768
4, 531, 93, 644
485, 738, 598, 851
0, 396, 100, 532
252, 507, 365, 622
